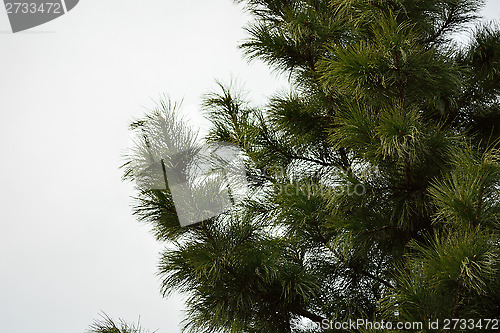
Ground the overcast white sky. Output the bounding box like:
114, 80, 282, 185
0, 1, 499, 332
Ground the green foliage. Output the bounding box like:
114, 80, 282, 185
87, 313, 153, 333
122, 0, 500, 332
429, 144, 500, 229
380, 228, 499, 321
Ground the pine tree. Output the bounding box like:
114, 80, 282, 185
87, 313, 152, 333
122, 1, 500, 332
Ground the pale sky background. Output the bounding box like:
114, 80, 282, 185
0, 1, 498, 333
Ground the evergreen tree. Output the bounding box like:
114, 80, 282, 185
122, 1, 500, 332
87, 313, 152, 333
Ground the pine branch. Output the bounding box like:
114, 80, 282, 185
314, 223, 396, 290
424, 6, 457, 46
474, 169, 486, 227
261, 128, 335, 167
451, 280, 465, 322
295, 307, 327, 323
360, 269, 395, 289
